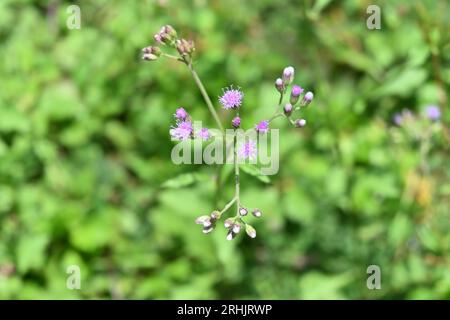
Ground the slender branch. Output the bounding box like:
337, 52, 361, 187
220, 197, 237, 214
234, 133, 240, 213
186, 61, 225, 132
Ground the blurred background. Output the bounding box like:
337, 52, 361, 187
0, 0, 449, 299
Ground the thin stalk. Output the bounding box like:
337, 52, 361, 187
220, 197, 237, 214
186, 62, 224, 132
234, 133, 240, 214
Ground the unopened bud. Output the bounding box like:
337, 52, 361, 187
232, 116, 241, 128
303, 91, 314, 105
282, 66, 295, 85
203, 225, 214, 234
239, 207, 248, 216
142, 53, 158, 61
275, 78, 284, 93
163, 25, 177, 38
226, 230, 236, 241
295, 119, 307, 127
195, 215, 210, 225
232, 223, 241, 234
252, 209, 262, 218
283, 103, 293, 116
245, 224, 256, 238
224, 218, 234, 228
210, 210, 221, 220
176, 39, 195, 56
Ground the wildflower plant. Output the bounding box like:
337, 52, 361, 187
142, 25, 315, 240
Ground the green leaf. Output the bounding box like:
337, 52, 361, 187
161, 172, 209, 189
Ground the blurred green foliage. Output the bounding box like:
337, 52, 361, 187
0, 0, 449, 299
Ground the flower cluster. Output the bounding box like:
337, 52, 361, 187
169, 107, 210, 141
143, 25, 316, 241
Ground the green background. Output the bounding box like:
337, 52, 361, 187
0, 0, 449, 299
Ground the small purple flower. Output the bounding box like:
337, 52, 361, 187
232, 116, 241, 128
425, 105, 441, 121
219, 86, 243, 109
169, 120, 193, 141
175, 107, 188, 120
255, 120, 269, 133
196, 128, 210, 140
237, 140, 257, 160
290, 85, 304, 105
154, 34, 163, 44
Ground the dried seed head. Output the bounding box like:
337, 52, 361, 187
239, 207, 248, 216
252, 209, 262, 218
245, 224, 256, 238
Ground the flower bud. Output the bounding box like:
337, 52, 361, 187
195, 215, 210, 225
226, 230, 236, 241
232, 116, 241, 128
252, 209, 262, 218
224, 218, 234, 229
290, 85, 303, 105
210, 210, 221, 220
142, 46, 161, 56
275, 78, 284, 93
303, 91, 314, 105
245, 224, 256, 238
239, 207, 248, 216
154, 34, 163, 44
283, 103, 293, 116
282, 66, 295, 85
203, 225, 214, 234
163, 25, 177, 38
142, 53, 159, 61
176, 39, 195, 56
232, 223, 241, 234
295, 119, 307, 128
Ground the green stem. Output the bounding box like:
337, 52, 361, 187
220, 197, 237, 214
234, 133, 240, 214
186, 62, 224, 132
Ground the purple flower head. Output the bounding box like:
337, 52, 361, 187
303, 91, 314, 104
255, 120, 269, 133
175, 107, 188, 120
291, 85, 304, 97
196, 128, 210, 140
290, 85, 304, 104
237, 140, 257, 160
219, 86, 243, 109
169, 120, 193, 141
282, 66, 295, 85
425, 105, 441, 121
232, 116, 241, 128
